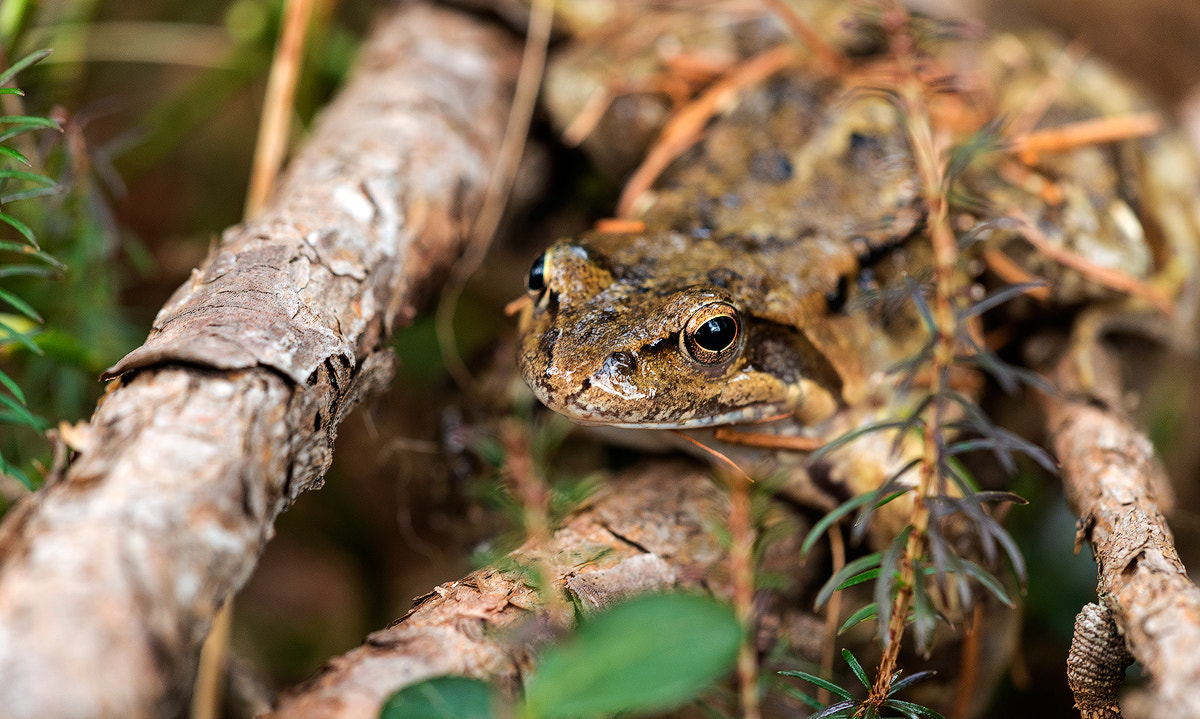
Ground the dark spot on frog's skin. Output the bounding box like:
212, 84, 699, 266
749, 148, 794, 184
825, 275, 849, 314
707, 268, 742, 288
538, 328, 560, 364
580, 378, 591, 391
806, 458, 853, 505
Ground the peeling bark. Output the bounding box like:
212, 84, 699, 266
264, 462, 749, 719
1044, 350, 1200, 719
0, 5, 520, 718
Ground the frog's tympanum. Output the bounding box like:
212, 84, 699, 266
516, 8, 1199, 515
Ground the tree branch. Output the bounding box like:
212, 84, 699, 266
264, 462, 765, 719
1043, 348, 1200, 718
0, 5, 520, 717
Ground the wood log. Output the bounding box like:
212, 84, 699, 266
0, 5, 520, 717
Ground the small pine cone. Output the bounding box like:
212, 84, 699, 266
1067, 602, 1134, 719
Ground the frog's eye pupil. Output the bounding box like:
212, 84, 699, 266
526, 252, 547, 293
682, 302, 741, 366
695, 316, 736, 352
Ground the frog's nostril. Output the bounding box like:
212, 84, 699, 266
605, 351, 637, 375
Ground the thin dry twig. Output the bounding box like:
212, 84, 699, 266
436, 0, 554, 392
1009, 213, 1176, 315
244, 0, 317, 218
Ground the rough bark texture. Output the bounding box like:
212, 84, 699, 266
0, 5, 520, 718
265, 462, 754, 719
1044, 351, 1200, 719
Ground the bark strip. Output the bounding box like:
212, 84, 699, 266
1044, 350, 1200, 719
0, 6, 520, 718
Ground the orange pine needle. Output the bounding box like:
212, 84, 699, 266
759, 0, 845, 74
670, 430, 755, 483
1010, 111, 1161, 163
1011, 213, 1175, 316
983, 248, 1053, 301
593, 218, 646, 233
616, 44, 798, 218
712, 427, 825, 452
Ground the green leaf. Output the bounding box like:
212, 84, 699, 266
884, 698, 946, 719
522, 594, 740, 719
816, 553, 881, 609
0, 49, 52, 87
959, 559, 1015, 607
841, 649, 869, 689
810, 699, 857, 718
0, 317, 42, 354
801, 492, 877, 557
0, 211, 38, 246
0, 391, 44, 429
380, 676, 494, 719
0, 169, 54, 185
0, 240, 62, 267
838, 603, 878, 635
0, 114, 59, 128
0, 287, 41, 321
0, 144, 30, 166
0, 367, 26, 404
0, 264, 55, 279
0, 88, 24, 96
777, 670, 854, 701
888, 670, 936, 694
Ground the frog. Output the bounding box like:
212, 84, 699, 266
516, 74, 941, 515
515, 5, 1200, 516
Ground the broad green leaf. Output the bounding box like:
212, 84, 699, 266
379, 676, 494, 719
522, 593, 739, 719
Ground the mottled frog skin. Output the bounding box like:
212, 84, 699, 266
519, 79, 930, 432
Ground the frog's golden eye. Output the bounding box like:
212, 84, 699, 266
681, 302, 741, 365
526, 251, 547, 294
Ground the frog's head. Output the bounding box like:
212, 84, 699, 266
516, 236, 837, 429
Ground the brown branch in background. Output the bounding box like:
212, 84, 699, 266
264, 462, 760, 719
0, 6, 521, 717
1042, 347, 1200, 719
